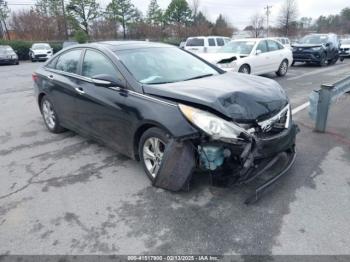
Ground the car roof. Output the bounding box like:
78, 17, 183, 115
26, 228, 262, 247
187, 36, 230, 39
82, 41, 175, 51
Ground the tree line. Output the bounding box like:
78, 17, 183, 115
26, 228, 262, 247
244, 0, 350, 38
0, 0, 235, 43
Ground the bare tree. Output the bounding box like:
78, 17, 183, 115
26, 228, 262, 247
248, 13, 265, 38
190, 0, 200, 18
278, 0, 298, 36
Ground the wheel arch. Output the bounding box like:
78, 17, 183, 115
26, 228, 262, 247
239, 63, 251, 73
38, 92, 47, 111
133, 121, 172, 161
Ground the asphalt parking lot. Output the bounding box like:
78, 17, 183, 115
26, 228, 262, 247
0, 60, 350, 256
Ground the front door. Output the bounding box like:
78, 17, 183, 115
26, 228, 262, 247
74, 49, 131, 152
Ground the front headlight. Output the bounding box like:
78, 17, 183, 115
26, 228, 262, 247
179, 104, 249, 142
312, 47, 322, 51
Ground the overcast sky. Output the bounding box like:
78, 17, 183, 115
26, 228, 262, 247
7, 0, 350, 29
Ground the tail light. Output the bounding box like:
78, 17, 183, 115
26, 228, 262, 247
32, 73, 39, 82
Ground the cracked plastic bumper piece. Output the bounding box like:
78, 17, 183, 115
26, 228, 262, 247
153, 139, 196, 191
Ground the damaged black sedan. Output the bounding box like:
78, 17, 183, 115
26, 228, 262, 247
33, 41, 298, 203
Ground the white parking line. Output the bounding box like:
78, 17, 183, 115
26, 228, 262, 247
292, 102, 310, 115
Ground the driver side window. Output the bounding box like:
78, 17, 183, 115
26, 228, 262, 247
82, 50, 122, 80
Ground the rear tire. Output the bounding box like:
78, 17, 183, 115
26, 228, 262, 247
276, 59, 289, 76
139, 127, 170, 182
238, 64, 250, 74
40, 96, 65, 134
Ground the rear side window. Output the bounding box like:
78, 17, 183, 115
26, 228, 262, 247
186, 38, 204, 46
82, 50, 117, 78
46, 56, 59, 69
267, 40, 280, 51
55, 49, 82, 74
208, 38, 216, 46
216, 38, 225, 46
257, 40, 268, 53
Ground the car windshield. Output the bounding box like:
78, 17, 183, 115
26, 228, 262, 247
116, 47, 219, 84
299, 35, 328, 44
218, 40, 256, 54
342, 39, 350, 44
0, 46, 14, 54
32, 44, 50, 50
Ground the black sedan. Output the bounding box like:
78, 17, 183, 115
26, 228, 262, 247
33, 41, 298, 203
0, 45, 19, 65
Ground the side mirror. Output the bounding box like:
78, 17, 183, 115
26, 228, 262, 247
325, 42, 330, 47
256, 50, 262, 55
92, 74, 126, 89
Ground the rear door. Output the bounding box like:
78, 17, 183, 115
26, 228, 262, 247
45, 48, 83, 129
253, 40, 271, 74
266, 40, 284, 72
74, 49, 130, 152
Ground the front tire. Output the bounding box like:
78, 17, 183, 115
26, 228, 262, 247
319, 52, 327, 66
139, 127, 170, 182
276, 59, 289, 76
238, 64, 251, 74
40, 96, 65, 133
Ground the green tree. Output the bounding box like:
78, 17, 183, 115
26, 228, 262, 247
164, 0, 192, 25
0, 0, 10, 40
212, 14, 234, 36
146, 0, 163, 26
66, 0, 100, 36
106, 0, 140, 39
74, 30, 88, 43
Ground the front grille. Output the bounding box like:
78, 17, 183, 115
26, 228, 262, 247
35, 54, 47, 58
257, 105, 290, 137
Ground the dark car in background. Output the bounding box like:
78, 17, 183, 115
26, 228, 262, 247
0, 45, 19, 65
32, 41, 298, 202
292, 33, 340, 66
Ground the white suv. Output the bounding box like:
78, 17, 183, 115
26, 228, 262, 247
184, 36, 231, 54
29, 43, 53, 62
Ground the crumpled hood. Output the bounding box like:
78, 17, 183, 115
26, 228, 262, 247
341, 44, 350, 48
143, 72, 288, 122
198, 52, 243, 64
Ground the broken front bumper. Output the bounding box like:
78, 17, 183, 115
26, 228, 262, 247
154, 122, 299, 203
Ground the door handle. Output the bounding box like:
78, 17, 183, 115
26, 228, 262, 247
75, 87, 85, 95
47, 74, 54, 80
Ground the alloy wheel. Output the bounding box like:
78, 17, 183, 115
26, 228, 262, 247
42, 100, 56, 129
280, 61, 288, 75
142, 137, 166, 178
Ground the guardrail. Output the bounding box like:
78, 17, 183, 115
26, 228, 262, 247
309, 76, 350, 132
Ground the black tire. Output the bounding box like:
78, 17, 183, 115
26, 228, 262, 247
328, 55, 339, 65
238, 64, 250, 74
40, 96, 65, 134
319, 52, 327, 66
276, 59, 289, 77
139, 127, 170, 182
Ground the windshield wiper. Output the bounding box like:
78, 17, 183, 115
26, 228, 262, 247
184, 74, 214, 81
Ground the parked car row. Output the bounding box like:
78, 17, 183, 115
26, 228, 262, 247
180, 33, 348, 78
